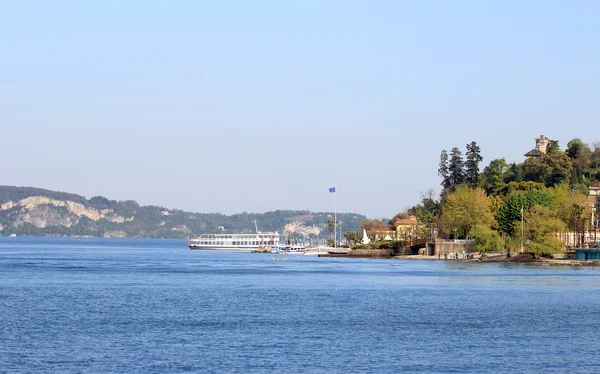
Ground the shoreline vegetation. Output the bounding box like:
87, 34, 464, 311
350, 137, 600, 260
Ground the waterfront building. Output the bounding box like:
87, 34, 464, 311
576, 249, 600, 260
375, 230, 396, 242
524, 135, 550, 159
590, 186, 600, 243
558, 185, 600, 246
394, 215, 425, 244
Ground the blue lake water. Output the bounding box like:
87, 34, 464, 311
2, 237, 600, 373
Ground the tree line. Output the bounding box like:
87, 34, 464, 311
352, 138, 600, 254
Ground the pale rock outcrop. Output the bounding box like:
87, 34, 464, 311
0, 196, 129, 228
13, 207, 76, 228
283, 221, 321, 238
106, 215, 125, 223
171, 225, 191, 233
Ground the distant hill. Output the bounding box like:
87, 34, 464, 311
0, 185, 367, 239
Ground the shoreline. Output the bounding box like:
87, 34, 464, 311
321, 249, 599, 267
391, 254, 599, 266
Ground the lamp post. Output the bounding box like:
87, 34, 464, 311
520, 205, 524, 253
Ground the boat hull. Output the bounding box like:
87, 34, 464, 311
188, 245, 258, 251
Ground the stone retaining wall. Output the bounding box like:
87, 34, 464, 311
427, 241, 475, 256
321, 249, 392, 258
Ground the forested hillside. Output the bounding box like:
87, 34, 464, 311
0, 186, 366, 239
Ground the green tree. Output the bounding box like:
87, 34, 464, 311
523, 188, 554, 208
591, 142, 600, 169
441, 186, 492, 238
523, 157, 551, 184
565, 138, 592, 185
438, 150, 450, 189
344, 231, 360, 246
544, 151, 573, 187
481, 158, 508, 194
523, 152, 572, 187
448, 147, 465, 187
407, 189, 442, 241
495, 181, 546, 198
566, 138, 592, 169
407, 189, 442, 226
465, 141, 483, 186
547, 139, 560, 153
523, 205, 565, 255
496, 188, 554, 235
470, 225, 504, 252
360, 219, 390, 242
503, 162, 523, 184
488, 195, 504, 230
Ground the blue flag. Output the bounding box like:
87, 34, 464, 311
329, 185, 336, 193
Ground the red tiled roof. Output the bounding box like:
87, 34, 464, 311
394, 218, 423, 226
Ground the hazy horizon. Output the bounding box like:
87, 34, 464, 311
2, 1, 598, 219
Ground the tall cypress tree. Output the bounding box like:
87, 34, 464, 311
448, 147, 465, 187
438, 150, 450, 189
465, 141, 483, 186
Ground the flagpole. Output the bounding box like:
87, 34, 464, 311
329, 182, 337, 248
334, 182, 337, 249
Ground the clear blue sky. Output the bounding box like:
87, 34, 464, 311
1, 1, 598, 218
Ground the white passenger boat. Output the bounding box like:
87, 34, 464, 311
188, 220, 280, 252
270, 245, 284, 254
280, 245, 305, 254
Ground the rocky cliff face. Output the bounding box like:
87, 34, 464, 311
1, 196, 132, 229
283, 221, 322, 238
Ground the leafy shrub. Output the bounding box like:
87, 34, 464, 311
470, 225, 503, 252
